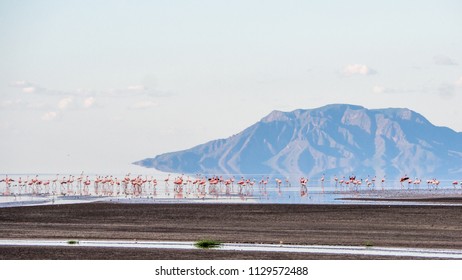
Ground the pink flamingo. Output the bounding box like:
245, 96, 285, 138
43, 180, 50, 193
237, 177, 246, 193
299, 177, 308, 187
164, 174, 170, 187
1, 176, 14, 195
83, 176, 91, 195
173, 176, 183, 192
285, 178, 291, 187
275, 178, 282, 188
400, 175, 409, 188
224, 179, 232, 195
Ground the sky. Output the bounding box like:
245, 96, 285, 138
1, 0, 462, 174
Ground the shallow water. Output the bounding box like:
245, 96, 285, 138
1, 174, 462, 207
0, 239, 461, 259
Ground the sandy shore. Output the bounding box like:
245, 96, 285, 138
1, 201, 461, 259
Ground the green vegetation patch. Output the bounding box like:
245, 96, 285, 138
194, 239, 222, 249
364, 241, 374, 247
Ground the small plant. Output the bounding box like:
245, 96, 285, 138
194, 239, 222, 249
67, 240, 79, 245
364, 241, 374, 247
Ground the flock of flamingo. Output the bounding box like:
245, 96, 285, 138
1, 173, 462, 200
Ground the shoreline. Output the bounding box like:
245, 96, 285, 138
2, 239, 461, 259
336, 196, 462, 203
2, 187, 462, 208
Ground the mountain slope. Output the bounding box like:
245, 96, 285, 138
134, 104, 462, 179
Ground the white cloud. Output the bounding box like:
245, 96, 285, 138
10, 80, 32, 87
41, 111, 58, 121
127, 85, 147, 91
343, 64, 376, 76
22, 87, 36, 93
0, 99, 23, 109
10, 80, 41, 94
438, 83, 455, 98
58, 97, 73, 110
83, 97, 95, 108
455, 76, 462, 87
0, 99, 49, 110
129, 100, 158, 109
372, 86, 385, 94
26, 102, 48, 110
434, 55, 458, 66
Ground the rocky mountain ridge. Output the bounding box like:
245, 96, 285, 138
135, 104, 462, 179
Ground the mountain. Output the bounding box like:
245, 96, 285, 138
134, 104, 462, 179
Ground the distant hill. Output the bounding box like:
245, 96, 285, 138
134, 104, 462, 179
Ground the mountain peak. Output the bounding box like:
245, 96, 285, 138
261, 110, 291, 123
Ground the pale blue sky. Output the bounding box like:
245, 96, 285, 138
1, 0, 461, 173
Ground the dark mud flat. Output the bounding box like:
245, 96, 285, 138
1, 202, 461, 259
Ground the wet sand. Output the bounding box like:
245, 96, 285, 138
1, 201, 461, 259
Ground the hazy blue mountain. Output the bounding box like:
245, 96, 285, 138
134, 104, 462, 179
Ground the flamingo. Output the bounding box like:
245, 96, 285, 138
83, 176, 91, 195
354, 179, 362, 190
275, 178, 282, 188
59, 176, 68, 195
16, 177, 25, 192
173, 176, 183, 191
67, 175, 74, 195
427, 179, 440, 189
300, 182, 308, 197
224, 179, 232, 195
426, 179, 433, 189
1, 175, 14, 195
259, 177, 268, 189
164, 174, 170, 187
237, 177, 246, 193
407, 179, 413, 189
198, 178, 207, 195
299, 177, 308, 187
43, 180, 50, 193
400, 175, 409, 188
